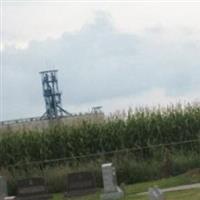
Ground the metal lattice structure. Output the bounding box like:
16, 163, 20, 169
92, 106, 103, 114
40, 70, 71, 119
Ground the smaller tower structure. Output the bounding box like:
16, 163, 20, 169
92, 106, 103, 114
40, 70, 71, 119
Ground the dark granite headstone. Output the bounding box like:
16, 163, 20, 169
64, 171, 96, 197
16, 177, 52, 200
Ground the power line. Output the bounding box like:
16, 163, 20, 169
6, 138, 200, 168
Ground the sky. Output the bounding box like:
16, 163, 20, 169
1, 0, 200, 121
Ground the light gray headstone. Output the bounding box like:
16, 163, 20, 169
148, 187, 165, 200
102, 163, 117, 192
0, 176, 7, 200
101, 163, 124, 200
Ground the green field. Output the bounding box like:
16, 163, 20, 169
52, 189, 200, 200
128, 189, 200, 200
1, 103, 200, 168
0, 103, 200, 195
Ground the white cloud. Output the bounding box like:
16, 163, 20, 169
2, 4, 200, 121
67, 87, 200, 115
3, 1, 200, 48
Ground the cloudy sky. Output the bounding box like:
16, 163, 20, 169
1, 0, 200, 121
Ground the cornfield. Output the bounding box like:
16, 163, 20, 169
0, 103, 200, 168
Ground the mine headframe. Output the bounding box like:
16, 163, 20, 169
40, 70, 72, 119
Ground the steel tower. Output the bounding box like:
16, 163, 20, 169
40, 70, 71, 119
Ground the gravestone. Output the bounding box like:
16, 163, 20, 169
148, 187, 165, 200
0, 176, 7, 200
16, 177, 52, 200
64, 171, 96, 197
100, 163, 124, 200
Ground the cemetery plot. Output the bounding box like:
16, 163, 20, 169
64, 171, 97, 197
16, 177, 52, 200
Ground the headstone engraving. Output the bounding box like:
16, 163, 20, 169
0, 176, 7, 200
101, 163, 124, 200
64, 171, 96, 197
148, 187, 165, 200
16, 177, 52, 200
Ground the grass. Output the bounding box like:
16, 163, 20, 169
127, 189, 200, 200
52, 193, 99, 200
52, 189, 200, 200
52, 169, 200, 200
165, 189, 200, 200
125, 168, 200, 195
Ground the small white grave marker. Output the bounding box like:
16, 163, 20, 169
148, 187, 165, 200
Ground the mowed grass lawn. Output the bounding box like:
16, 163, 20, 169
128, 189, 200, 200
52, 169, 200, 200
53, 189, 200, 200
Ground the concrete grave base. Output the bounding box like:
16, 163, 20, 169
101, 186, 124, 200
4, 197, 16, 200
